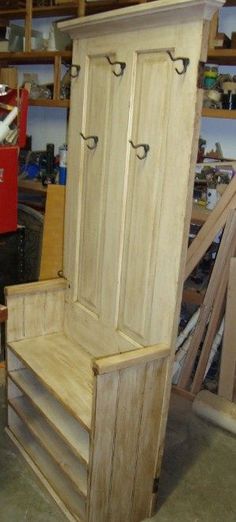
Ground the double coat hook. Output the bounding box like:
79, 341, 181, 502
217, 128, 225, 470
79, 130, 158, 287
129, 140, 150, 160
166, 51, 190, 75
106, 56, 126, 77
80, 132, 98, 150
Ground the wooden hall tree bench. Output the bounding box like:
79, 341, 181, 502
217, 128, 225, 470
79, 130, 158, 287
5, 1, 222, 521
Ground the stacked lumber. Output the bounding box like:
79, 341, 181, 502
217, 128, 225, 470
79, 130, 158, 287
174, 176, 236, 400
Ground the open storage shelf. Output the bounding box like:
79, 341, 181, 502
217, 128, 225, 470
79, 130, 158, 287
7, 339, 92, 521
8, 406, 85, 521
8, 385, 88, 497
8, 364, 90, 465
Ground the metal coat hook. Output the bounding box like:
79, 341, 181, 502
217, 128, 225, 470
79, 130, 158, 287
106, 56, 126, 77
166, 51, 190, 75
129, 140, 150, 160
80, 132, 99, 150
63, 62, 81, 78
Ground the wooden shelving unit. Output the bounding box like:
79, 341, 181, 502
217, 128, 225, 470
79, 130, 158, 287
0, 1, 74, 108
208, 48, 236, 65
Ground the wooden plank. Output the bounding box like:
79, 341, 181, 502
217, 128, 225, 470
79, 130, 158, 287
58, 0, 222, 38
202, 108, 236, 119
172, 385, 195, 401
9, 395, 87, 498
9, 333, 93, 431
131, 358, 167, 520
93, 343, 169, 374
219, 258, 236, 400
39, 185, 65, 281
6, 428, 79, 522
109, 365, 146, 522
5, 278, 67, 296
7, 407, 85, 521
25, 0, 32, 52
8, 370, 89, 465
44, 290, 65, 334
179, 210, 236, 389
6, 295, 24, 342
24, 292, 47, 338
53, 55, 62, 101
208, 11, 219, 49
6, 283, 66, 342
190, 258, 229, 394
185, 176, 236, 280
88, 372, 119, 522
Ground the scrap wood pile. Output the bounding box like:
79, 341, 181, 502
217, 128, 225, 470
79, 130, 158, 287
173, 175, 236, 403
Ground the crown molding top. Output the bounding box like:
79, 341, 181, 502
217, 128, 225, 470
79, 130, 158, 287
58, 0, 223, 39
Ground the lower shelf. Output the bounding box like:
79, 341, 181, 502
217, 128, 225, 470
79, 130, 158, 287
8, 367, 89, 466
8, 390, 87, 498
8, 406, 86, 522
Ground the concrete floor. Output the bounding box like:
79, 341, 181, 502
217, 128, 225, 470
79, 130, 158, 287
1, 370, 236, 522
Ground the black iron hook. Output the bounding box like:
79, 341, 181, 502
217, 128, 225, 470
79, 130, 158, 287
129, 140, 150, 160
166, 51, 190, 75
106, 56, 126, 77
80, 133, 98, 150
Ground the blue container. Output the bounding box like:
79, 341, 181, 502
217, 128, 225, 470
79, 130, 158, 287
59, 166, 67, 185
59, 144, 67, 185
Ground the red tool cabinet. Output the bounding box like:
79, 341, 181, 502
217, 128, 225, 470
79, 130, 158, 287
0, 88, 29, 234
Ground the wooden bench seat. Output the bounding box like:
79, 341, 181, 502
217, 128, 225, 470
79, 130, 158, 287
8, 332, 94, 431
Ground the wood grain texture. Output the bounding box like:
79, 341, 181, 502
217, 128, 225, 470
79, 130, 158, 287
131, 358, 168, 520
219, 258, 236, 401
89, 357, 168, 522
108, 364, 146, 522
9, 333, 93, 431
8, 371, 89, 465
88, 372, 119, 522
64, 17, 212, 361
6, 284, 66, 342
39, 186, 65, 280
93, 343, 169, 374
7, 407, 85, 521
6, 428, 79, 522
5, 278, 67, 296
9, 395, 88, 497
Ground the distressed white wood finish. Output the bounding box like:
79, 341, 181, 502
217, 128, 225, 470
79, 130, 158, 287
6, 2, 222, 521
64, 23, 208, 356
6, 279, 66, 342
